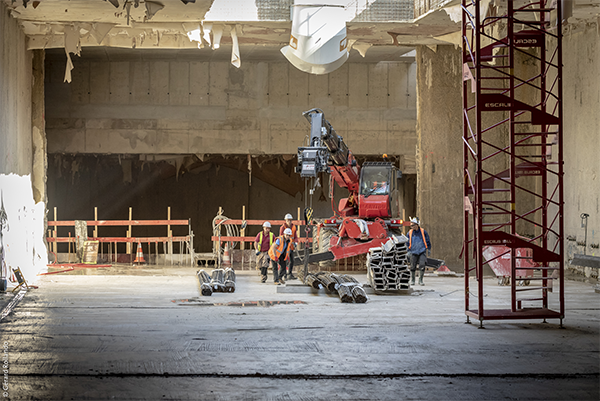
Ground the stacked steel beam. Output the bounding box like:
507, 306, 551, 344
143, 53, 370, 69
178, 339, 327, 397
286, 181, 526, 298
367, 235, 410, 292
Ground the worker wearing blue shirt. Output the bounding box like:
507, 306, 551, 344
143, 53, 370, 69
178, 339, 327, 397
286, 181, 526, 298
408, 217, 431, 286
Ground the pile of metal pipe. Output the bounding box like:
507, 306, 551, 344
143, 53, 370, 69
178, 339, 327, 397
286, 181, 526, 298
304, 272, 368, 303
196, 268, 237, 295
196, 270, 213, 296
224, 268, 236, 293
335, 274, 368, 303
304, 273, 323, 289
367, 235, 410, 292
210, 269, 226, 292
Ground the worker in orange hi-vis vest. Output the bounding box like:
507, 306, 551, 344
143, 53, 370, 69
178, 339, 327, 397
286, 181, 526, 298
408, 217, 431, 286
254, 221, 274, 283
279, 213, 299, 280
268, 228, 293, 286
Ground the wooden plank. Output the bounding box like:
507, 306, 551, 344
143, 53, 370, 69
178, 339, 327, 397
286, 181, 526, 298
81, 241, 99, 264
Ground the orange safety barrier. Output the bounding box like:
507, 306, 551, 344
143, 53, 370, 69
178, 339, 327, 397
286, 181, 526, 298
210, 219, 311, 244
47, 218, 193, 266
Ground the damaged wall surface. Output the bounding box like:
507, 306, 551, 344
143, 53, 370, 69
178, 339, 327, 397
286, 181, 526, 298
44, 53, 418, 174
562, 19, 600, 279
416, 44, 464, 270
0, 1, 48, 281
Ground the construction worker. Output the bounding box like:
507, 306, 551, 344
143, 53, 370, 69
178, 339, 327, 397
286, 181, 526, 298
268, 228, 293, 285
408, 217, 431, 286
254, 221, 274, 283
280, 213, 299, 280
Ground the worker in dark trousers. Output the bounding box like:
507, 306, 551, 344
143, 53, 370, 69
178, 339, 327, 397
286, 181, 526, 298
408, 217, 431, 286
268, 228, 293, 285
280, 213, 298, 280
254, 221, 274, 283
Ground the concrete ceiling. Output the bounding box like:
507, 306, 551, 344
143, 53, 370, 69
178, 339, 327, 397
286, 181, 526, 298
4, 0, 465, 64
5, 0, 599, 64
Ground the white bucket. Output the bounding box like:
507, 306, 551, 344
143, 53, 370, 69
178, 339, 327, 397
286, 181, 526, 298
280, 3, 349, 75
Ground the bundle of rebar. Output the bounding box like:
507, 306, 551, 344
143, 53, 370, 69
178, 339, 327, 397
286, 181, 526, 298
317, 272, 339, 292
335, 274, 368, 303
210, 268, 226, 292
367, 235, 410, 292
224, 268, 236, 293
196, 269, 213, 296
304, 273, 323, 289
351, 285, 368, 303
337, 283, 354, 303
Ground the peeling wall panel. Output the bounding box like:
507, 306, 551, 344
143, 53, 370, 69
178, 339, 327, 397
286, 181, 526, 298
329, 63, 349, 107
389, 62, 410, 109
190, 62, 209, 106
348, 63, 368, 109
288, 67, 308, 107
169, 61, 190, 106
109, 61, 130, 105
131, 61, 151, 105
209, 62, 228, 107
149, 61, 170, 105
308, 73, 329, 106
368, 63, 388, 109
70, 60, 90, 104
268, 63, 289, 108
90, 61, 110, 104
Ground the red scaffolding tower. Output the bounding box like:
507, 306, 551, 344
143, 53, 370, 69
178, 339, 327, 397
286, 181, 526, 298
461, 0, 564, 327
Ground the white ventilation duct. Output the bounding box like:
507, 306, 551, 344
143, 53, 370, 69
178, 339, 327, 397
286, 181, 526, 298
280, 3, 349, 75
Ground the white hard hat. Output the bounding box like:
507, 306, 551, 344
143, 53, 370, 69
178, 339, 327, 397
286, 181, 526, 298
263, 221, 271, 228
410, 217, 420, 225
284, 228, 293, 235
284, 213, 293, 220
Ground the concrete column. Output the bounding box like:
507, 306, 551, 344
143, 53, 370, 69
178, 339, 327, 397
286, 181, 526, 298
415, 45, 463, 270
32, 49, 47, 205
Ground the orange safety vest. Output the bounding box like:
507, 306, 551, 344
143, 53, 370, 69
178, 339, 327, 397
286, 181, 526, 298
268, 235, 292, 261
257, 231, 274, 250
408, 228, 428, 249
280, 223, 297, 250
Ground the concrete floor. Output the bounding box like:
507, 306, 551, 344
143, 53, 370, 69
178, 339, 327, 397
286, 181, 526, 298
0, 265, 598, 401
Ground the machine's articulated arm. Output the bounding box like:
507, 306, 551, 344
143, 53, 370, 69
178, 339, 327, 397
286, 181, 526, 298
297, 109, 360, 194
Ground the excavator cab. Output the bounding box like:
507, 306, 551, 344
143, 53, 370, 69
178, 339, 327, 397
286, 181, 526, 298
358, 162, 401, 219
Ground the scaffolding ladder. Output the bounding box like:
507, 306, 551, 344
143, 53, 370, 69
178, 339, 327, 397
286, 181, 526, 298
461, 0, 564, 327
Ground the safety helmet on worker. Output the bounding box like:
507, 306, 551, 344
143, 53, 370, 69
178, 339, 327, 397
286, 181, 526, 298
262, 221, 271, 228
284, 228, 293, 235
410, 217, 420, 226
284, 213, 293, 220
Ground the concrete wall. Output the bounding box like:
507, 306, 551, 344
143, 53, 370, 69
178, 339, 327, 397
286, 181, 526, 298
562, 19, 600, 279
0, 4, 32, 176
44, 56, 418, 174
415, 45, 463, 269
0, 3, 47, 282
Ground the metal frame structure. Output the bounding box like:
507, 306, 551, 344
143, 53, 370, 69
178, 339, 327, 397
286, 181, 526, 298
461, 0, 564, 327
